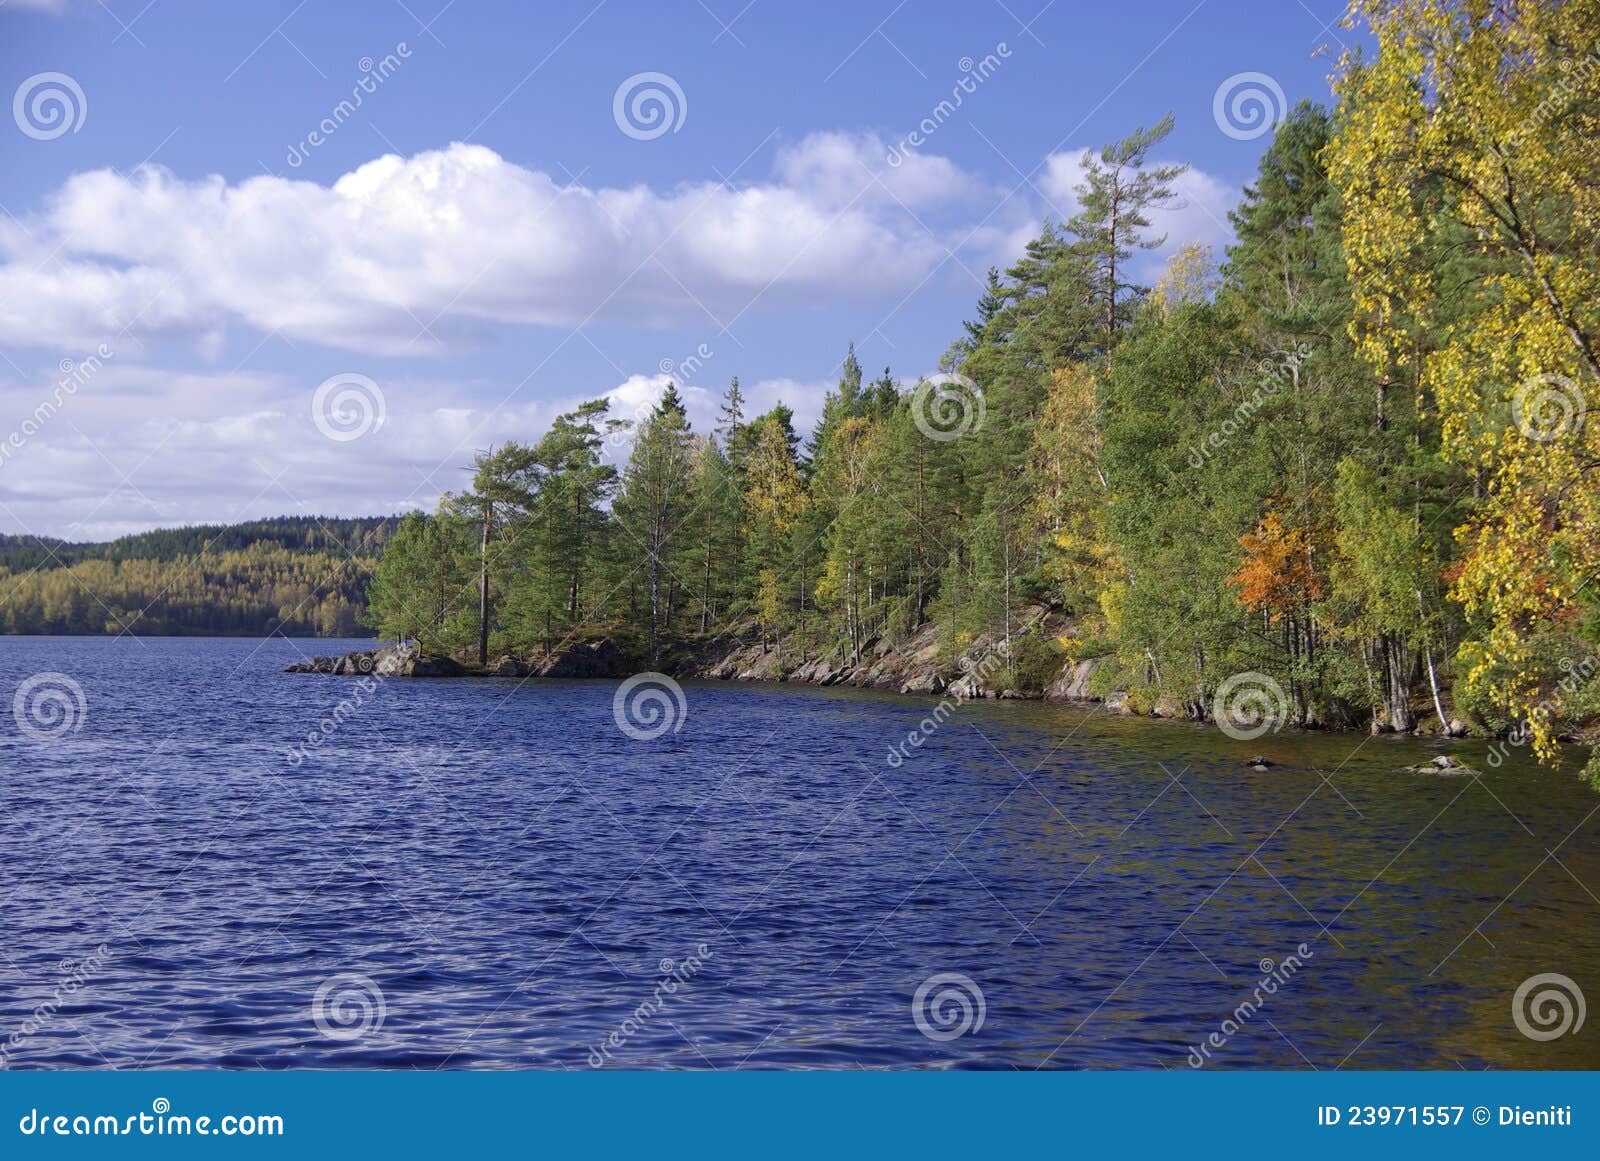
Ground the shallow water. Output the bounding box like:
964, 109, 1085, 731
1, 635, 1596, 1070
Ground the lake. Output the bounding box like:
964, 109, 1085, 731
1, 635, 1596, 1069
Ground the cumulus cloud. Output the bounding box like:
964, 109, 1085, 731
0, 139, 982, 356
0, 135, 1235, 360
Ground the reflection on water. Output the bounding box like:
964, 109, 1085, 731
0, 636, 1596, 1069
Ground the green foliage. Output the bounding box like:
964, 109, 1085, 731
0, 517, 393, 636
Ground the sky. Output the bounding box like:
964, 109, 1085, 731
0, 0, 1354, 540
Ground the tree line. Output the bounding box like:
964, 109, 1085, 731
0, 517, 390, 636
369, 2, 1599, 785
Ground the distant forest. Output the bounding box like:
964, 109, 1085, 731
0, 517, 394, 636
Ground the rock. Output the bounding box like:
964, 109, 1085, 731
999, 689, 1024, 699
1446, 718, 1468, 738
1044, 658, 1101, 703
535, 639, 623, 679
899, 672, 946, 696
371, 643, 414, 676
947, 673, 981, 700
1244, 756, 1273, 769
1402, 753, 1478, 775
410, 654, 466, 678
490, 655, 527, 677
1104, 691, 1130, 715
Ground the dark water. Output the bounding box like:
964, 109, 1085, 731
1, 635, 1597, 1070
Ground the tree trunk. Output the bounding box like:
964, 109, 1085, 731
477, 502, 490, 666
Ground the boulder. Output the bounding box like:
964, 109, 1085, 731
1402, 753, 1478, 775
491, 655, 528, 677
536, 639, 624, 678
410, 654, 466, 678
899, 672, 946, 696
947, 673, 981, 700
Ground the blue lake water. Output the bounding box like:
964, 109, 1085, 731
1, 635, 1597, 1070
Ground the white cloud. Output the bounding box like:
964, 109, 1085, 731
1038, 150, 1238, 265
772, 130, 996, 211
0, 140, 977, 356
0, 360, 836, 539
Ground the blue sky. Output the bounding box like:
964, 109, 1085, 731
0, 0, 1353, 538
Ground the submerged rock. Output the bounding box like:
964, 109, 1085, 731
1403, 753, 1479, 775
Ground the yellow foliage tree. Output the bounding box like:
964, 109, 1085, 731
1330, 0, 1600, 761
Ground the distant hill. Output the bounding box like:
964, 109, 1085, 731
0, 516, 399, 636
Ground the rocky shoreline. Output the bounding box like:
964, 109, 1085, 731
284, 606, 1490, 741
282, 607, 1222, 727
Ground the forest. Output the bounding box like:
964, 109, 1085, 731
362, 2, 1600, 783
0, 517, 391, 636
